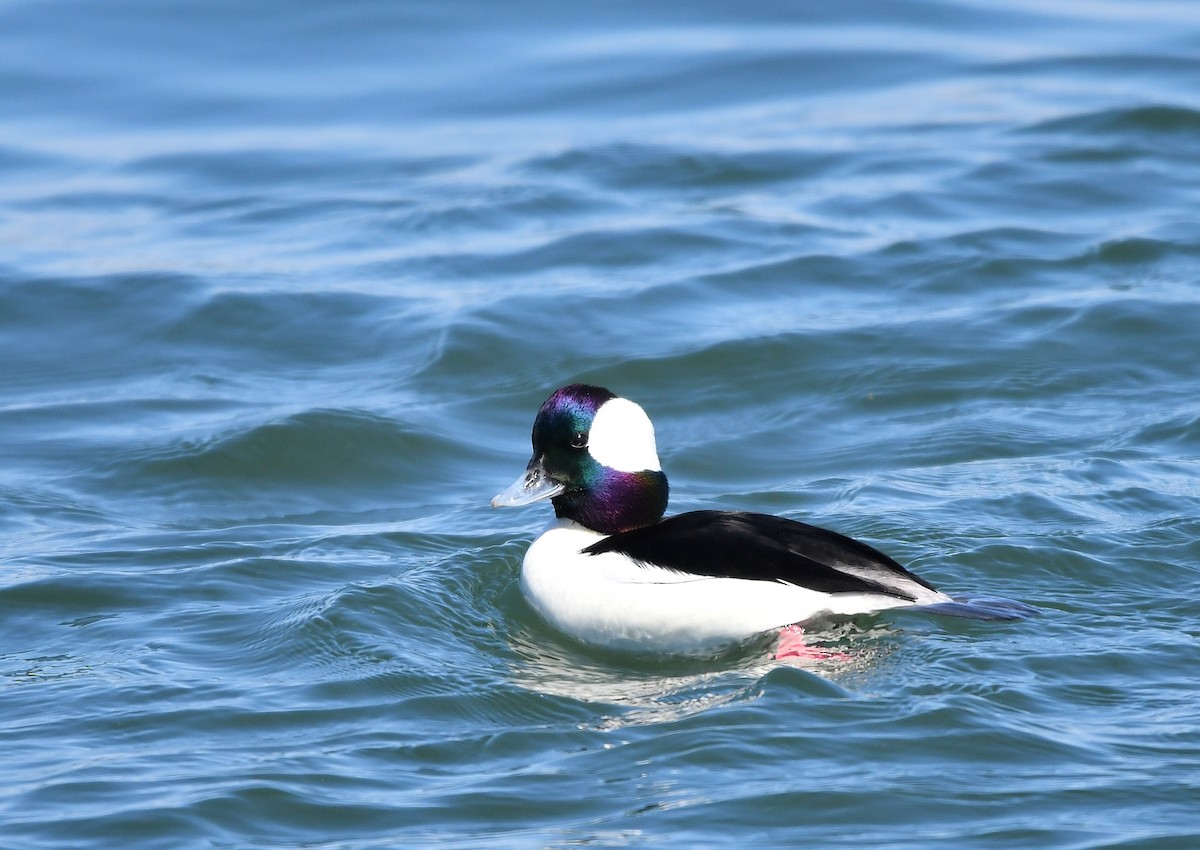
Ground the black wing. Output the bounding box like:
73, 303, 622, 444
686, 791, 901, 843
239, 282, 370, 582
583, 510, 937, 600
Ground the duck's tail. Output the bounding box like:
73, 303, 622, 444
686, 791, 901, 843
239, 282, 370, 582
922, 594, 1038, 621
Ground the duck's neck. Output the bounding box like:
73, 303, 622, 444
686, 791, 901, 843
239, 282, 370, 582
552, 469, 668, 535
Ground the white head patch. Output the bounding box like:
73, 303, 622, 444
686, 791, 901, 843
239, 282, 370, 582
587, 397, 661, 473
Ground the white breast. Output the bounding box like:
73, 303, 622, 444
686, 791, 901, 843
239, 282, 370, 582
518, 519, 934, 655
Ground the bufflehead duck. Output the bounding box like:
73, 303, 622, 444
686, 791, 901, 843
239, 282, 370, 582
492, 384, 953, 655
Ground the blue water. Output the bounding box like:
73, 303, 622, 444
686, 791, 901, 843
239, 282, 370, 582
3, 1, 1200, 847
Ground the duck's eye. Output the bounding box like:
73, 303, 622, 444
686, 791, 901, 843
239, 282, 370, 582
570, 432, 587, 450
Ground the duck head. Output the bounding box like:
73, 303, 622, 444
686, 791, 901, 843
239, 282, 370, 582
492, 384, 669, 535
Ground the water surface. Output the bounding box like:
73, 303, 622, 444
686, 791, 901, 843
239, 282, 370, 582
2, 1, 1200, 847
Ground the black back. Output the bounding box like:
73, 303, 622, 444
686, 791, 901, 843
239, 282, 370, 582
583, 510, 937, 600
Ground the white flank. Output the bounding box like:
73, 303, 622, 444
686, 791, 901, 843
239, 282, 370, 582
587, 397, 661, 472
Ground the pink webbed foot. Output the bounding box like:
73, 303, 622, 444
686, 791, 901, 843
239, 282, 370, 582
773, 624, 851, 661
